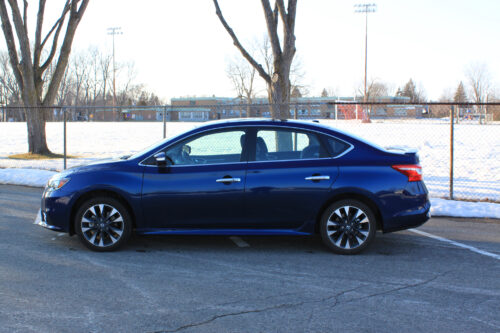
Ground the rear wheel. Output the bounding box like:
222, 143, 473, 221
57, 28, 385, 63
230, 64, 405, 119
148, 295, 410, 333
75, 197, 132, 252
320, 199, 376, 254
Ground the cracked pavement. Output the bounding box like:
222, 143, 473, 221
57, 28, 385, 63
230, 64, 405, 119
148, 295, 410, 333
0, 185, 499, 332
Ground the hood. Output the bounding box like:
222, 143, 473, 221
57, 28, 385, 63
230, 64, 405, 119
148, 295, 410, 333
64, 157, 127, 175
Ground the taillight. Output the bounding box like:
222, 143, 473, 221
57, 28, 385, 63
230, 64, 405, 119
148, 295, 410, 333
392, 164, 422, 182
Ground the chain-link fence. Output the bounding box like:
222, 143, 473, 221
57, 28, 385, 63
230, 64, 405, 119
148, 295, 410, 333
1, 102, 499, 202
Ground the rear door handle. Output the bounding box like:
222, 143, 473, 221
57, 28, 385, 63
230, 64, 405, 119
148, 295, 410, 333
305, 175, 330, 181
216, 178, 241, 183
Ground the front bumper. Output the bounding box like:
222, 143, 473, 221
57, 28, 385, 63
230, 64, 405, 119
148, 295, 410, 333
36, 187, 74, 233
34, 209, 64, 232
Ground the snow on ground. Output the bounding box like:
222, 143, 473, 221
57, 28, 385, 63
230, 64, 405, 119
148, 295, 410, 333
0, 119, 499, 213
430, 198, 500, 219
0, 168, 56, 187
0, 166, 497, 219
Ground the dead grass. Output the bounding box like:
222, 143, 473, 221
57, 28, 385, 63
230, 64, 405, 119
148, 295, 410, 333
8, 153, 77, 160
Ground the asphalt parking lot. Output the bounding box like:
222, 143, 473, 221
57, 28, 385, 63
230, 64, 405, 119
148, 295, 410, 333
0, 185, 499, 333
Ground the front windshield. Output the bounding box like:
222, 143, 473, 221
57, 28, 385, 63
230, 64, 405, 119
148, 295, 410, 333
126, 130, 193, 161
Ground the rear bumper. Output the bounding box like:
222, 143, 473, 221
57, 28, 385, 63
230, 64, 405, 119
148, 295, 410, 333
383, 200, 431, 233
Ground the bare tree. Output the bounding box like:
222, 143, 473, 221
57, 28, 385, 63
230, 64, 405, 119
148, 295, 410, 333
465, 63, 491, 104
226, 56, 256, 116
0, 0, 89, 154
99, 52, 112, 104
465, 63, 492, 124
214, 0, 297, 120
256, 34, 306, 99
357, 78, 388, 101
0, 51, 21, 104
0, 51, 23, 120
68, 53, 88, 106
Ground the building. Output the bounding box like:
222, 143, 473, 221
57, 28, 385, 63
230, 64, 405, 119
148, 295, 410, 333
170, 95, 427, 121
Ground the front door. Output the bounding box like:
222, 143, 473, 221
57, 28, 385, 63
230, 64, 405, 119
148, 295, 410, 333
141, 129, 248, 228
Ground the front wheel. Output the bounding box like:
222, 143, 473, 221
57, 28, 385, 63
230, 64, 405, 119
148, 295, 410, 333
320, 200, 376, 254
75, 197, 132, 252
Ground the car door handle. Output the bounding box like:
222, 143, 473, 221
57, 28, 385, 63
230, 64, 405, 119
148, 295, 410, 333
305, 175, 330, 181
216, 177, 241, 183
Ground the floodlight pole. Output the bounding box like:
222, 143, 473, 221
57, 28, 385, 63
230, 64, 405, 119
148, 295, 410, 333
355, 3, 376, 122
107, 27, 122, 120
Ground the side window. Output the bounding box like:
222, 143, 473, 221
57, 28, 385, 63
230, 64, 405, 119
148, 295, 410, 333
327, 137, 351, 157
164, 130, 245, 165
255, 129, 328, 161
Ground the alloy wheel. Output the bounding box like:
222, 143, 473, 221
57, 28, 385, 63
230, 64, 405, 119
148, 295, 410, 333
81, 203, 125, 248
325, 205, 371, 250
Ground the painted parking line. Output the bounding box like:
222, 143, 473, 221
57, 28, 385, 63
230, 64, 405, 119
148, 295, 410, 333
409, 229, 500, 260
229, 236, 250, 248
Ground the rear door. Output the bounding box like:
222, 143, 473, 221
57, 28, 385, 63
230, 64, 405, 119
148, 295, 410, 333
244, 127, 338, 229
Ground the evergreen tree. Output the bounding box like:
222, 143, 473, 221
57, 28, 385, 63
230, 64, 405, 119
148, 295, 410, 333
402, 79, 417, 102
453, 81, 467, 103
397, 79, 426, 103
291, 86, 302, 98
321, 88, 328, 97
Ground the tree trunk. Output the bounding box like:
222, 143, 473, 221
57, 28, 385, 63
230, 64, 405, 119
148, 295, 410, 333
268, 72, 291, 120
26, 107, 50, 154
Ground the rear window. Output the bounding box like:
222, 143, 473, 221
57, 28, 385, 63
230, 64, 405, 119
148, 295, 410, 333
327, 137, 351, 157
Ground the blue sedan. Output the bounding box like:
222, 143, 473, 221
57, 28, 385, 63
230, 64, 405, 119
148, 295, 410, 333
37, 119, 430, 254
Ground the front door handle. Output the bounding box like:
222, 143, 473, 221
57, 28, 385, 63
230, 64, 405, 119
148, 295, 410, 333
305, 175, 330, 181
216, 177, 241, 183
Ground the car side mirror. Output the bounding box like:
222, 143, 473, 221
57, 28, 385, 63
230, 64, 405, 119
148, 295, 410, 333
154, 152, 168, 167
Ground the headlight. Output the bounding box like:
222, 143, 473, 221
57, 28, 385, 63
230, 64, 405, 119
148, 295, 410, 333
46, 176, 70, 191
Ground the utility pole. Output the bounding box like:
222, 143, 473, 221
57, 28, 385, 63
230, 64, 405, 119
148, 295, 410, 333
355, 3, 376, 122
0, 85, 4, 121
107, 27, 122, 120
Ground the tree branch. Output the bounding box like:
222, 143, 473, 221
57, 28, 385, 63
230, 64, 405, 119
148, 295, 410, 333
43, 0, 89, 106
213, 0, 271, 83
7, 0, 32, 63
0, 0, 23, 88
7, 0, 37, 101
275, 0, 289, 33
283, 0, 296, 57
39, 0, 70, 50
261, 0, 281, 60
33, 0, 46, 68
22, 0, 27, 34
272, 1, 278, 30
39, 10, 67, 72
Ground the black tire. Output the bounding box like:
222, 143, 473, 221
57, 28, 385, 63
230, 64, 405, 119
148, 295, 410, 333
74, 197, 132, 252
320, 199, 376, 254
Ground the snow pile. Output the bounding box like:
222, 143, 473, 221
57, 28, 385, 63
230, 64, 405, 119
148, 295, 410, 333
0, 168, 56, 187
430, 198, 500, 219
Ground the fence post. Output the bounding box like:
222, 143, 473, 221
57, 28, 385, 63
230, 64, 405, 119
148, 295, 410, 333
449, 105, 454, 200
63, 107, 67, 170
163, 105, 167, 139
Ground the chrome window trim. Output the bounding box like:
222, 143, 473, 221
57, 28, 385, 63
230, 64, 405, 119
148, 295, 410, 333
138, 123, 355, 167
140, 161, 248, 168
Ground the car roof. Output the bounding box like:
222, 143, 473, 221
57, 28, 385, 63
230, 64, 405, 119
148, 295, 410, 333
194, 118, 332, 132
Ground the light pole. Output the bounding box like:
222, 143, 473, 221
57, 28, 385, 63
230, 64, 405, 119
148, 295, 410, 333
355, 3, 376, 122
0, 85, 6, 122
107, 27, 122, 120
